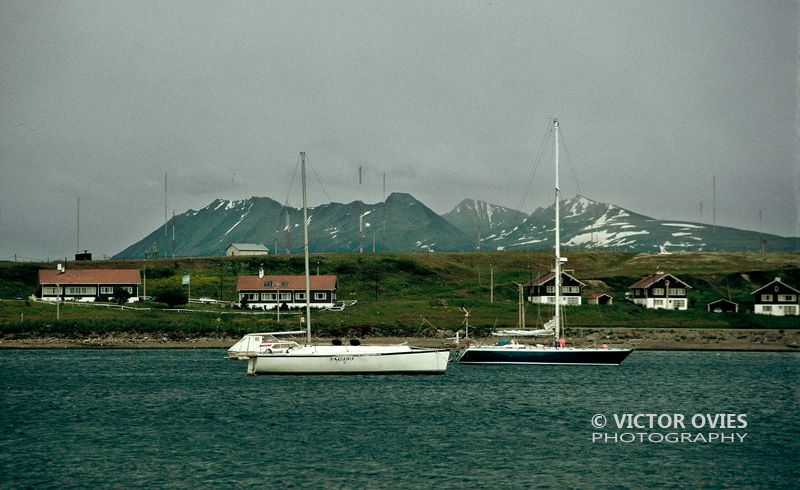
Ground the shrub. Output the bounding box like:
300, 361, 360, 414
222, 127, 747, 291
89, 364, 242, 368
113, 288, 132, 305
153, 286, 188, 307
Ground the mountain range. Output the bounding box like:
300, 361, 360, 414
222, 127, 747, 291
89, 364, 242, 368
113, 193, 798, 258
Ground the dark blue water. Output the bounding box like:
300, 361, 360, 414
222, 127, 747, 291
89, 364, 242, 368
1, 350, 797, 488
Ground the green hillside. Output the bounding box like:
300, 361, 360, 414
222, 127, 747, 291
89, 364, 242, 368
2, 251, 799, 339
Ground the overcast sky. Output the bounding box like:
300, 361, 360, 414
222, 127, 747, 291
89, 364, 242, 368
1, 0, 797, 260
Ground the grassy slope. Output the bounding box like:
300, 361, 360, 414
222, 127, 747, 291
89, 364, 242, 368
1, 251, 799, 338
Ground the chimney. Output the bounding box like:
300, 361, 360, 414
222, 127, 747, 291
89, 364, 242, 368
259, 267, 264, 279
57, 263, 65, 273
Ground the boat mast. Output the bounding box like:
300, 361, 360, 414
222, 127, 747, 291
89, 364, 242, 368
301, 152, 312, 344
553, 119, 561, 342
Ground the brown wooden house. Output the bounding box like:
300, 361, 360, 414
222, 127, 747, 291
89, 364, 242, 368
629, 271, 690, 310
39, 267, 141, 302
526, 271, 585, 306
751, 277, 799, 316
237, 272, 337, 310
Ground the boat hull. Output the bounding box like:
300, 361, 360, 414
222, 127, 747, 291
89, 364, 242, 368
458, 346, 633, 365
247, 347, 451, 375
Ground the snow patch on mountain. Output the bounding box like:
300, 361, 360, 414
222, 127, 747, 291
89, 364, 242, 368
223, 202, 254, 236
662, 223, 705, 229
564, 195, 594, 217
566, 229, 650, 248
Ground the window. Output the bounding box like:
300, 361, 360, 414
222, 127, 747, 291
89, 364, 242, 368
546, 286, 555, 294
563, 286, 580, 294
121, 287, 133, 294
100, 287, 114, 294
240, 292, 258, 301
295, 292, 306, 301
668, 288, 685, 296
778, 294, 797, 302
762, 305, 772, 312
42, 286, 61, 295
314, 292, 327, 301
279, 293, 292, 301
670, 300, 685, 309
261, 293, 277, 301
65, 286, 96, 295
653, 299, 664, 306
565, 296, 580, 305
784, 305, 798, 316
652, 288, 665, 296
761, 294, 773, 302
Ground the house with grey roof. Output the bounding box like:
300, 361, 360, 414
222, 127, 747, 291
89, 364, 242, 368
225, 243, 269, 256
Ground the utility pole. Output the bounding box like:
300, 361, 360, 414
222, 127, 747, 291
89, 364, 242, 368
382, 172, 386, 239
475, 214, 481, 251
164, 173, 168, 238
358, 166, 364, 254
490, 265, 494, 303
142, 259, 147, 300
712, 175, 716, 235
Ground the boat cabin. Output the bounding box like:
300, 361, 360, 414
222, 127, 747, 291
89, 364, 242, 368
236, 270, 337, 309
227, 332, 303, 359
38, 266, 141, 303
526, 271, 585, 306
751, 277, 799, 317
628, 271, 690, 310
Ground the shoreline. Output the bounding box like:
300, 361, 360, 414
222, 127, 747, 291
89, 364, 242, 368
1, 328, 798, 351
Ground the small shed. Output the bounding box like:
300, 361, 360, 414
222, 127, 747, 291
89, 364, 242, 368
707, 299, 738, 313
588, 293, 613, 305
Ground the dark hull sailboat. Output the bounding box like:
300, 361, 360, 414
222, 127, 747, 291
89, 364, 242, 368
457, 119, 633, 366
458, 345, 633, 365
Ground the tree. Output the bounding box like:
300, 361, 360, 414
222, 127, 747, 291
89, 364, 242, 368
153, 286, 188, 307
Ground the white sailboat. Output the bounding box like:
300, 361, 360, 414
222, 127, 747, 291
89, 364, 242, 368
458, 119, 633, 365
230, 152, 450, 375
